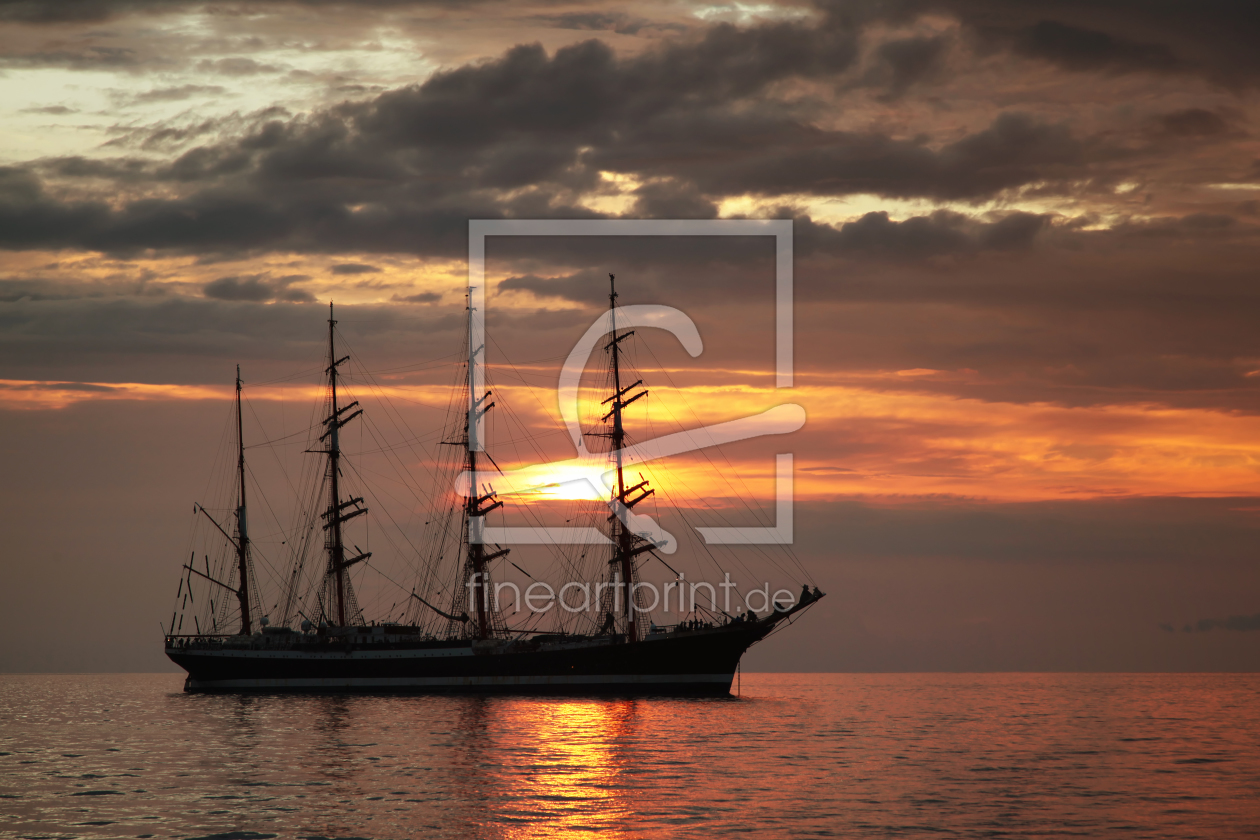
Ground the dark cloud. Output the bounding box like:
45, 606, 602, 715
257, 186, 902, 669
390, 291, 441, 303
1154, 108, 1232, 138
1193, 612, 1260, 632
0, 167, 111, 250
833, 210, 968, 257
0, 380, 117, 392
1111, 212, 1241, 239
869, 34, 949, 99
0, 0, 159, 22
126, 84, 228, 104
629, 180, 718, 219
98, 107, 292, 154
203, 274, 272, 302
0, 44, 146, 69
529, 12, 678, 37
801, 209, 1048, 259
881, 0, 1260, 86
0, 89, 1095, 258
330, 263, 381, 275
39, 155, 152, 182
498, 270, 607, 304
195, 57, 284, 76
203, 273, 313, 303
978, 211, 1048, 249
0, 0, 486, 23
20, 104, 78, 114
1010, 20, 1179, 75
604, 111, 1094, 202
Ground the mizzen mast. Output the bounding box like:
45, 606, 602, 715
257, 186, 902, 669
233, 365, 253, 635
320, 302, 369, 627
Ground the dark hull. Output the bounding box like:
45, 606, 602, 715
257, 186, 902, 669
166, 622, 771, 695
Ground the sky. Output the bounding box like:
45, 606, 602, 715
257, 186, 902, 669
2, 0, 1260, 672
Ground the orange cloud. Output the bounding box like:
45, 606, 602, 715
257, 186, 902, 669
6, 375, 1259, 503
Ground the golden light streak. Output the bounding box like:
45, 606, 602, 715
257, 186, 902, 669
6, 375, 1260, 503
495, 700, 633, 839
0, 379, 228, 409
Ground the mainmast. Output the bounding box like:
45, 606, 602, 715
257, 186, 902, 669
603, 274, 651, 642
234, 365, 253, 635
321, 302, 368, 626
462, 287, 507, 640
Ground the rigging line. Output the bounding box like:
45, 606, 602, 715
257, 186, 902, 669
243, 395, 317, 551
354, 350, 464, 375
483, 367, 569, 490
335, 385, 428, 488
238, 462, 290, 588
634, 443, 784, 586
650, 444, 802, 584
244, 366, 325, 388
486, 332, 565, 427
340, 460, 425, 564
351, 407, 437, 502
336, 382, 450, 412
334, 342, 445, 496
244, 424, 320, 449
336, 430, 446, 458
480, 388, 601, 578
632, 407, 764, 585
638, 340, 810, 578
198, 400, 237, 509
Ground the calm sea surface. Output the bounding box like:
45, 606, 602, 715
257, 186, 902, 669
1, 673, 1257, 839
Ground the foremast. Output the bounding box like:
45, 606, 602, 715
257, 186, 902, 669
320, 302, 369, 627
601, 273, 653, 642
458, 286, 509, 640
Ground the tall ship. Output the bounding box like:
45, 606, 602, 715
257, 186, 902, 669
165, 277, 823, 693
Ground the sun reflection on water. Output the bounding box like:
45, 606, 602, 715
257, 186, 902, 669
494, 699, 637, 839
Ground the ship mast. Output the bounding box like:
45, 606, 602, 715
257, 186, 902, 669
234, 365, 253, 635
604, 274, 651, 642
463, 287, 507, 640
321, 302, 368, 626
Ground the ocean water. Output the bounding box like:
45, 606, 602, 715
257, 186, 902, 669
1, 673, 1257, 839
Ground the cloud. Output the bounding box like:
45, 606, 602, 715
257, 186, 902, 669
195, 57, 284, 76
0, 59, 1097, 258
1193, 612, 1260, 632
830, 210, 970, 257
0, 0, 162, 23
390, 291, 440, 303
799, 209, 1049, 259
0, 0, 490, 24
630, 180, 719, 219
497, 270, 608, 304
202, 273, 313, 302
125, 84, 228, 104
866, 34, 950, 99
202, 274, 272, 301
330, 263, 381, 275
602, 111, 1094, 202
1154, 108, 1233, 138
20, 104, 78, 115
891, 0, 1260, 87
530, 11, 677, 37
1010, 20, 1179, 75
0, 44, 151, 69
